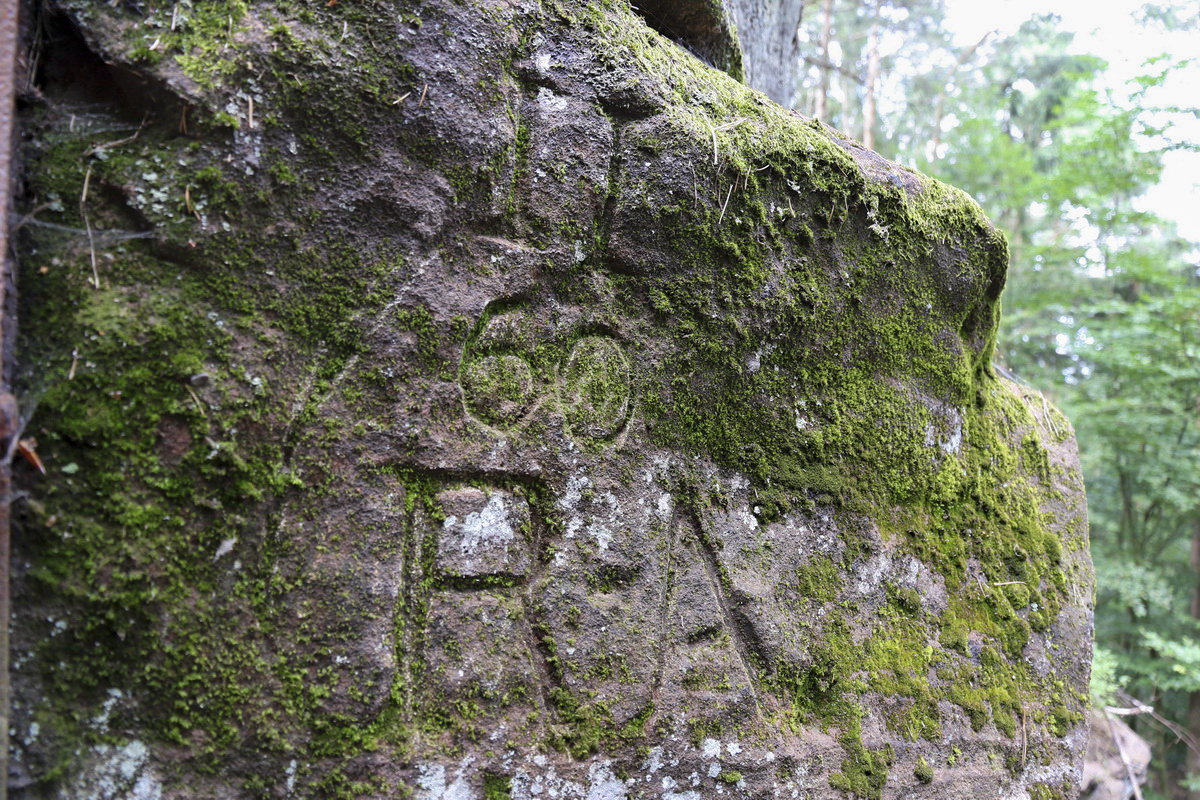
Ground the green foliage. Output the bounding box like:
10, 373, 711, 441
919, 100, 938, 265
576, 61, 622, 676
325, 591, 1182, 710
1089, 646, 1125, 708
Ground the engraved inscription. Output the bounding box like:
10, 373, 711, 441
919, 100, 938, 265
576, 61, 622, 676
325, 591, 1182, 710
560, 336, 631, 441
460, 353, 536, 428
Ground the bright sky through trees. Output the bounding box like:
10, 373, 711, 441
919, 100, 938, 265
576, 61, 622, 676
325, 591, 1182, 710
944, 0, 1200, 241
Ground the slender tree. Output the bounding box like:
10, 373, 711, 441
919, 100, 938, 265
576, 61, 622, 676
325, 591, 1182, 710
813, 0, 834, 118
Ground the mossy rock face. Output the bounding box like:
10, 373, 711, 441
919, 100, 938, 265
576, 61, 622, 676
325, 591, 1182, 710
12, 1, 1092, 798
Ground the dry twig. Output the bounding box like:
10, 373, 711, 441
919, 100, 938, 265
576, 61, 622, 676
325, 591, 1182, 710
1105, 710, 1144, 800
82, 112, 148, 158
79, 166, 99, 289
717, 183, 734, 226
186, 385, 207, 417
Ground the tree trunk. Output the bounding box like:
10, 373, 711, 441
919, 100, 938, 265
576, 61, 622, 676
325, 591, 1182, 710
725, 0, 807, 107
862, 21, 881, 150
814, 0, 834, 119
930, 31, 993, 157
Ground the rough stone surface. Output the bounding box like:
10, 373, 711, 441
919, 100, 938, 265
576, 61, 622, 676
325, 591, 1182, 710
1079, 710, 1151, 800
12, 1, 1093, 799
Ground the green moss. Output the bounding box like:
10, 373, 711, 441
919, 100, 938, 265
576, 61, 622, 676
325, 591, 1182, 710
151, 1, 250, 88
938, 624, 969, 655
892, 585, 921, 615
682, 666, 733, 691
565, 6, 1032, 591
484, 773, 513, 800
1019, 432, 1052, 483
773, 637, 852, 727
546, 689, 651, 758
1049, 701, 1073, 737
14, 219, 300, 758
793, 556, 842, 603
828, 718, 895, 800
914, 756, 934, 784
1029, 783, 1068, 800
561, 336, 632, 442
687, 715, 724, 748
947, 684, 990, 732
14, 66, 416, 776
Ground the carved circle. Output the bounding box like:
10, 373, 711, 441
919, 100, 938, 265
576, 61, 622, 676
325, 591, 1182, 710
461, 354, 536, 427
560, 336, 631, 441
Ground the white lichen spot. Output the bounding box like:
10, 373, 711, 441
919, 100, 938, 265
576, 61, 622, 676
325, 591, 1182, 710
924, 406, 964, 454
586, 762, 626, 800
589, 522, 613, 552
703, 738, 721, 759
416, 758, 476, 800
536, 86, 567, 112
64, 739, 161, 800
417, 763, 447, 798
944, 417, 964, 454
905, 558, 921, 584
560, 474, 591, 511
643, 746, 665, 774
444, 495, 515, 559
657, 493, 673, 519
213, 537, 237, 561
855, 552, 893, 596
91, 688, 123, 733
746, 350, 761, 373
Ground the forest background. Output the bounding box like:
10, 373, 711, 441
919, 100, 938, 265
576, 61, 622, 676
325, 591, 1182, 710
790, 0, 1200, 795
